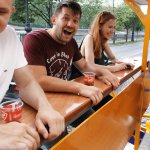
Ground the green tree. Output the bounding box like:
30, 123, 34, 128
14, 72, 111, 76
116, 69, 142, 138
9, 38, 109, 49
116, 4, 133, 42
11, 0, 103, 28
115, 3, 143, 42
134, 15, 144, 40
11, 0, 58, 27
11, 0, 27, 25
29, 0, 57, 27
77, 0, 103, 28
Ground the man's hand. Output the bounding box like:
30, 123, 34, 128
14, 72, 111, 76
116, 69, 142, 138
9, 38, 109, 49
78, 84, 103, 105
35, 104, 65, 141
0, 122, 40, 150
98, 69, 120, 89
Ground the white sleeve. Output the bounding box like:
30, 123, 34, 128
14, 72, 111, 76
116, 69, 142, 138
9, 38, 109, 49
15, 41, 28, 69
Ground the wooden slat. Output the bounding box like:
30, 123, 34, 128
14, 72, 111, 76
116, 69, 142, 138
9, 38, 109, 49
51, 75, 149, 150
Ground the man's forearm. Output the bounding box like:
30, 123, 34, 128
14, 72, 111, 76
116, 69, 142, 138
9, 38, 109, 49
18, 76, 65, 141
19, 80, 52, 110
39, 76, 82, 94
82, 62, 107, 77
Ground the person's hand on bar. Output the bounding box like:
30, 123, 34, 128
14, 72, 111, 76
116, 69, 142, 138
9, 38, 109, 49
0, 122, 40, 150
35, 103, 65, 141
97, 69, 120, 89
78, 84, 103, 106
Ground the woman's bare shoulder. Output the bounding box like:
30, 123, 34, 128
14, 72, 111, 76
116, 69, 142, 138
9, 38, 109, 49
84, 33, 93, 42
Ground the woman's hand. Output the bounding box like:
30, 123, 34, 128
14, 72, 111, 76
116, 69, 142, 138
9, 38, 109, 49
111, 62, 135, 72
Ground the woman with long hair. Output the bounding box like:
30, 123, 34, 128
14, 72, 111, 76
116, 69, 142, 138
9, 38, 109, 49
80, 11, 131, 72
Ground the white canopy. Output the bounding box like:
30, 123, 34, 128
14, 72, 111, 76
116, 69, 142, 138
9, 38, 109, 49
134, 0, 148, 5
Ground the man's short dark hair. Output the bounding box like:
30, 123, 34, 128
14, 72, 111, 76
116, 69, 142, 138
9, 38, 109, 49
54, 1, 82, 18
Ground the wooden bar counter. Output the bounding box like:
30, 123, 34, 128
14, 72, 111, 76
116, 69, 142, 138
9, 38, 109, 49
20, 57, 142, 126
52, 72, 150, 150
51, 57, 150, 150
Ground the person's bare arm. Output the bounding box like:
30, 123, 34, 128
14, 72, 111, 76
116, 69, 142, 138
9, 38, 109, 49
74, 58, 120, 89
0, 122, 40, 150
27, 65, 103, 106
104, 43, 117, 62
80, 34, 95, 64
104, 43, 134, 67
28, 65, 82, 93
13, 66, 65, 141
81, 35, 127, 72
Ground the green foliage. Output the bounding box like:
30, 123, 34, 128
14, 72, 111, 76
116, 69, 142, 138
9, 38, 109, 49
11, 0, 26, 24
10, 0, 144, 31
77, 0, 103, 28
115, 3, 144, 31
134, 15, 144, 31
29, 0, 57, 27
11, 0, 57, 27
116, 4, 133, 30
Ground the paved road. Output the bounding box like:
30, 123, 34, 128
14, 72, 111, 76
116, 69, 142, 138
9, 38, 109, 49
110, 41, 150, 59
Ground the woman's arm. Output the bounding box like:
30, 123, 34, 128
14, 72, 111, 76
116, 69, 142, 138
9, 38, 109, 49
104, 43, 134, 69
80, 34, 95, 65
103, 43, 118, 63
81, 35, 126, 72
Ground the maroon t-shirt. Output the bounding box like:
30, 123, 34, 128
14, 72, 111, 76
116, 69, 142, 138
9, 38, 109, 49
23, 30, 82, 80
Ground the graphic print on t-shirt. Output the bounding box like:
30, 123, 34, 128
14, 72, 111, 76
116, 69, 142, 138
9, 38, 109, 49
46, 51, 72, 80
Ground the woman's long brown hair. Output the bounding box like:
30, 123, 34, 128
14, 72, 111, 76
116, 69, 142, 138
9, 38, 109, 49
89, 11, 116, 58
